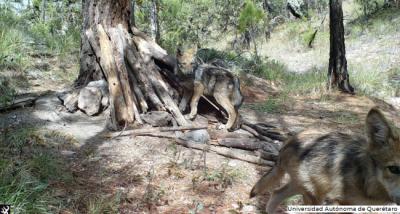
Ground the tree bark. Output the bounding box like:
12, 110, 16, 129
150, 0, 160, 43
328, 0, 354, 94
41, 0, 46, 22
131, 0, 136, 27
75, 0, 187, 129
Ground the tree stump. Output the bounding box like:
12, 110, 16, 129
70, 0, 186, 130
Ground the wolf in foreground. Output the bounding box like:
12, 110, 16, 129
176, 47, 243, 131
250, 107, 400, 213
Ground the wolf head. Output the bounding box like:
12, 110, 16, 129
366, 108, 400, 204
176, 46, 198, 75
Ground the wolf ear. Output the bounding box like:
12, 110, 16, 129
366, 108, 392, 146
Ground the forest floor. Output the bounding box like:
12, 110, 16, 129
1, 65, 399, 213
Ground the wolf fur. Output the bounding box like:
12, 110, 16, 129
250, 108, 400, 213
176, 47, 243, 131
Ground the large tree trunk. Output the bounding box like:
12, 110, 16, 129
75, 0, 187, 130
328, 0, 354, 94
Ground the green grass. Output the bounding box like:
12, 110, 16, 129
202, 163, 245, 188
347, 7, 400, 37
245, 96, 286, 113
0, 77, 17, 107
349, 66, 399, 97
0, 127, 74, 214
333, 112, 360, 124
0, 8, 29, 71
87, 192, 122, 214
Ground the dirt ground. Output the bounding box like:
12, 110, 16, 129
1, 72, 399, 213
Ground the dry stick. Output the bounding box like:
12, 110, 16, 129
308, 13, 327, 48
241, 124, 274, 143
175, 138, 275, 166
105, 125, 208, 138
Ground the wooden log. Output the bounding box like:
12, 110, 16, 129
175, 138, 275, 166
0, 97, 37, 111
244, 122, 287, 141
108, 26, 141, 124
255, 149, 278, 161
127, 67, 148, 113
147, 62, 189, 126
105, 125, 208, 138
218, 137, 279, 158
218, 138, 262, 151
241, 124, 274, 143
125, 45, 165, 111
86, 25, 131, 129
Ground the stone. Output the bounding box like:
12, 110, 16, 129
78, 86, 102, 116
140, 111, 172, 127
179, 129, 210, 144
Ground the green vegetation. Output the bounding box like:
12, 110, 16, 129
0, 127, 74, 214
0, 8, 29, 71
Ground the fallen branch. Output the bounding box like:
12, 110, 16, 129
105, 125, 208, 138
175, 138, 275, 166
0, 97, 37, 112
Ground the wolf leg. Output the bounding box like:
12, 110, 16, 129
266, 182, 299, 214
214, 93, 237, 131
179, 90, 192, 112
250, 166, 285, 198
303, 192, 322, 205
188, 82, 204, 120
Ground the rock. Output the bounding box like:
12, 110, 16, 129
87, 80, 108, 93
179, 129, 210, 144
60, 150, 76, 157
88, 80, 109, 109
101, 96, 109, 109
59, 91, 79, 113
287, 0, 305, 18
241, 205, 257, 213
78, 86, 102, 116
140, 111, 172, 127
25, 69, 42, 80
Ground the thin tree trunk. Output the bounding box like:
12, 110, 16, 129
131, 0, 136, 27
41, 0, 46, 22
262, 0, 273, 13
328, 0, 354, 94
150, 0, 160, 43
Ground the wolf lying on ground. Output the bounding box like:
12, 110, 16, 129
250, 107, 400, 213
176, 47, 243, 131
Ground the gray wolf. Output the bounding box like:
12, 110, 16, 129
250, 107, 400, 213
175, 47, 243, 131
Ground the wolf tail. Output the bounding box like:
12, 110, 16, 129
232, 76, 243, 110
250, 164, 285, 198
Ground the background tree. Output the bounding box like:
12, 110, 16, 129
238, 0, 264, 58
150, 0, 160, 42
328, 0, 354, 93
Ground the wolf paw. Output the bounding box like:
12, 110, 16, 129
185, 114, 196, 120
216, 124, 226, 130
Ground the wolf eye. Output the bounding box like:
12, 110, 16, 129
387, 166, 400, 175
